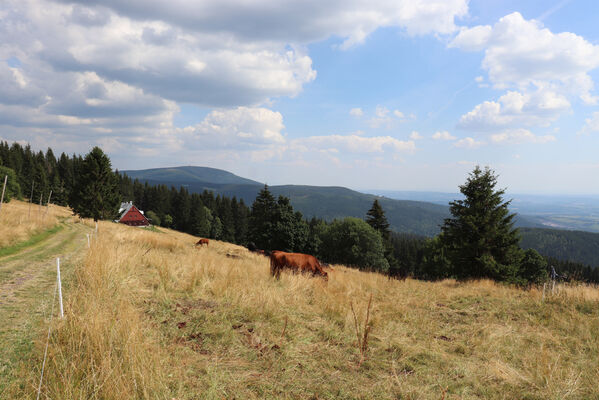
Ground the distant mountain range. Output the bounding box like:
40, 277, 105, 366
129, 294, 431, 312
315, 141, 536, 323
122, 166, 543, 236
370, 190, 599, 233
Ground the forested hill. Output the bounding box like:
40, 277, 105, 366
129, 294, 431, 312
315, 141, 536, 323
122, 166, 261, 186
122, 167, 450, 236
520, 228, 599, 268
122, 166, 542, 236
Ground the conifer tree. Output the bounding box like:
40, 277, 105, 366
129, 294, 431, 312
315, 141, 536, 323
71, 147, 120, 221
366, 199, 391, 241
249, 185, 277, 249
440, 166, 521, 281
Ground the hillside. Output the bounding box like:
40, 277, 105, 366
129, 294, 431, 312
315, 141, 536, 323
520, 228, 599, 268
121, 166, 542, 236
2, 203, 598, 399
122, 166, 262, 186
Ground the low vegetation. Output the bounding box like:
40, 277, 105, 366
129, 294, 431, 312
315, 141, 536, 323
0, 199, 70, 249
2, 205, 597, 399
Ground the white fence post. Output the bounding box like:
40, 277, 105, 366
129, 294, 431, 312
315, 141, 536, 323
86, 233, 90, 248
57, 258, 64, 318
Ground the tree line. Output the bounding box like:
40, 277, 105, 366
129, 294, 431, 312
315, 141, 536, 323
0, 143, 390, 271
1, 142, 596, 284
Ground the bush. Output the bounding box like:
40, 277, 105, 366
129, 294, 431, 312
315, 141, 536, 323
320, 217, 389, 272
145, 210, 161, 226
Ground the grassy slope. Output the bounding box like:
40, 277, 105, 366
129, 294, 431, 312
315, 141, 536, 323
0, 201, 91, 396
4, 215, 597, 399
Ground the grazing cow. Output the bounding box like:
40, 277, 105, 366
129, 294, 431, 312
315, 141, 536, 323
269, 251, 328, 280
195, 238, 209, 246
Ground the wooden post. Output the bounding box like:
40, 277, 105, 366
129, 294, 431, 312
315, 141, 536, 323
542, 283, 546, 301
86, 234, 90, 248
57, 258, 64, 318
552, 280, 556, 295
28, 181, 34, 218
44, 190, 52, 217
0, 175, 7, 215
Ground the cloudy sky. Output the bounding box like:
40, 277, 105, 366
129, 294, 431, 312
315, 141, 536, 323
2, 0, 599, 194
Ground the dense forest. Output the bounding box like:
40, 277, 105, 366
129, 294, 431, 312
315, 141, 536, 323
1, 141, 597, 284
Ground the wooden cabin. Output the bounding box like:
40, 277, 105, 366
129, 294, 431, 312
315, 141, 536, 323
117, 201, 150, 227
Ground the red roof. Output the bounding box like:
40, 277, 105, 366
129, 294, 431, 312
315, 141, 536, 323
118, 204, 149, 226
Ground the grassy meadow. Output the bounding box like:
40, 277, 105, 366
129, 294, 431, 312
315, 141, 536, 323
1, 203, 598, 399
0, 199, 73, 249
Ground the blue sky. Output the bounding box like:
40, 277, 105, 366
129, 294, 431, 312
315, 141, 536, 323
1, 0, 599, 194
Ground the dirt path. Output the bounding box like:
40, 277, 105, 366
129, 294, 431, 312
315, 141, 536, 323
0, 220, 91, 394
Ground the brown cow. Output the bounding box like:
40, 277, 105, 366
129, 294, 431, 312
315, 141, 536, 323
269, 251, 328, 280
195, 238, 209, 246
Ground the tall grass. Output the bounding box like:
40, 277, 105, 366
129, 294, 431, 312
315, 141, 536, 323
0, 200, 70, 248
13, 219, 599, 399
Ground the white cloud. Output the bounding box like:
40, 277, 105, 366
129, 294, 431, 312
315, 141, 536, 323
369, 105, 392, 128
409, 131, 423, 140
453, 137, 484, 148
393, 110, 404, 118
181, 107, 285, 149
458, 88, 570, 131
451, 12, 599, 104
0, 0, 468, 160
432, 131, 456, 140
350, 107, 364, 117
294, 134, 415, 154
490, 129, 556, 144
578, 111, 599, 135
54, 0, 468, 49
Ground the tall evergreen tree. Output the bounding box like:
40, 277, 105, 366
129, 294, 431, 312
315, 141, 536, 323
249, 185, 277, 249
366, 199, 391, 241
71, 147, 120, 221
440, 166, 521, 281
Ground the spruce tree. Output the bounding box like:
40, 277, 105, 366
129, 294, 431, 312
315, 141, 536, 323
440, 166, 521, 281
249, 185, 277, 249
71, 147, 120, 221
366, 199, 391, 241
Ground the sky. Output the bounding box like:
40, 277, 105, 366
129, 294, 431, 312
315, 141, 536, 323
1, 0, 599, 195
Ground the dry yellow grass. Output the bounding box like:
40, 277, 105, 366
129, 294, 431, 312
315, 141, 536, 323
7, 212, 599, 399
0, 199, 71, 248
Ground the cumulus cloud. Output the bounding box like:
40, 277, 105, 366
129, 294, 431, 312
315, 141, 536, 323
54, 0, 468, 49
294, 134, 415, 154
181, 107, 285, 149
578, 111, 599, 135
349, 108, 364, 117
453, 137, 484, 148
451, 12, 599, 104
490, 129, 556, 144
458, 88, 570, 131
409, 131, 423, 140
0, 0, 468, 162
432, 131, 456, 140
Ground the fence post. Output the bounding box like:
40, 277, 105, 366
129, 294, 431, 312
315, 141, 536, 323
542, 282, 546, 301
86, 234, 90, 248
28, 181, 34, 218
44, 190, 52, 217
0, 175, 7, 215
57, 258, 64, 318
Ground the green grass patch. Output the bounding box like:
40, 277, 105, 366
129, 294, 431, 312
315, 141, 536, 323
143, 225, 164, 233
0, 225, 63, 258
